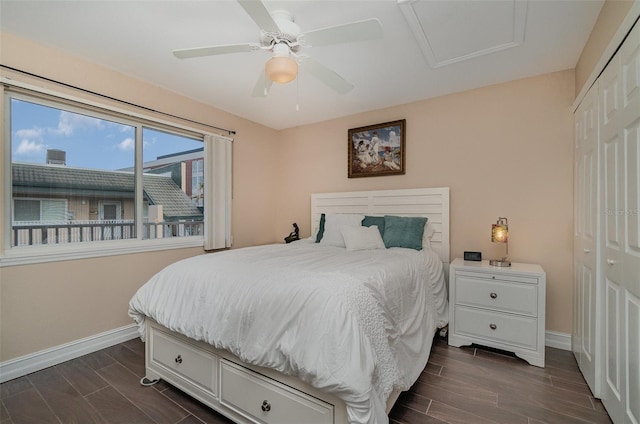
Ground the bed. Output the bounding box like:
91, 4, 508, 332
129, 187, 450, 424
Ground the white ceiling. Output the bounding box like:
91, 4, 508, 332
0, 0, 603, 131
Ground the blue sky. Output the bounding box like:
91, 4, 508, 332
350, 124, 402, 150
11, 99, 203, 170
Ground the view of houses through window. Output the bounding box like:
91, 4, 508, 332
9, 96, 205, 247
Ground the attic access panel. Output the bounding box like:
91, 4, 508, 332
398, 0, 527, 68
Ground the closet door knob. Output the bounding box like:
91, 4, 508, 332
584, 248, 590, 253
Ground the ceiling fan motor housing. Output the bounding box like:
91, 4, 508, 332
259, 10, 301, 53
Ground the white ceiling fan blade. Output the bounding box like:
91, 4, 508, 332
302, 57, 354, 94
302, 19, 383, 47
251, 71, 273, 97
237, 0, 280, 33
173, 43, 258, 59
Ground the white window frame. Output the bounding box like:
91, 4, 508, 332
0, 81, 232, 267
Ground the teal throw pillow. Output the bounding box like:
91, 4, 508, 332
382, 215, 428, 250
315, 213, 326, 243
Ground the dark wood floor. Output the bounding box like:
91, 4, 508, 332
0, 336, 612, 424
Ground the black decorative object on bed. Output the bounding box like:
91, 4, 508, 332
284, 222, 300, 243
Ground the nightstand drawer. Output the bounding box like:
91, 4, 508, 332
454, 306, 538, 350
456, 270, 538, 285
455, 276, 537, 316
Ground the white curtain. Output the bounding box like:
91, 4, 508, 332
204, 134, 233, 250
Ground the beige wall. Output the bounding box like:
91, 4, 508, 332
0, 248, 202, 359
575, 0, 634, 95
275, 70, 576, 335
0, 31, 280, 361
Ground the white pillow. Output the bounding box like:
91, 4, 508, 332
422, 221, 435, 249
341, 225, 386, 251
319, 213, 365, 247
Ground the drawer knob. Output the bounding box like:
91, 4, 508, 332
492, 276, 496, 279
175, 355, 182, 364
489, 323, 497, 330
490, 292, 498, 299
261, 400, 271, 412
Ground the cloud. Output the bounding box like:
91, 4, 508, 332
16, 128, 45, 139
118, 137, 134, 151
52, 111, 103, 136
16, 139, 46, 155
13, 127, 47, 156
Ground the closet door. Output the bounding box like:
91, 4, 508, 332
573, 80, 600, 396
600, 21, 640, 424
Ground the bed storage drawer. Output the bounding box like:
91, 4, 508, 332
150, 327, 218, 396
220, 359, 334, 424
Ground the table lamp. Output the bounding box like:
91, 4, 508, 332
490, 217, 511, 267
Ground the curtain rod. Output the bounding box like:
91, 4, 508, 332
0, 64, 236, 136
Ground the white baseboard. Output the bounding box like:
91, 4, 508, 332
546, 330, 572, 351
0, 324, 139, 383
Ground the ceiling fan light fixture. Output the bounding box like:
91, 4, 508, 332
265, 56, 298, 84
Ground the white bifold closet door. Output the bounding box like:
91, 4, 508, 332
573, 80, 601, 396
599, 20, 640, 424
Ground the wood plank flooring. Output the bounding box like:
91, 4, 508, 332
0, 336, 611, 424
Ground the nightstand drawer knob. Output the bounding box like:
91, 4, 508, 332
490, 292, 498, 299
175, 355, 182, 364
489, 323, 497, 330
261, 400, 271, 412
492, 276, 496, 279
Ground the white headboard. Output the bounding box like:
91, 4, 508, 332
311, 187, 450, 279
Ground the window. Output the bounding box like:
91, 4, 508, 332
99, 202, 121, 220
14, 199, 43, 222
13, 198, 67, 222
3, 90, 217, 261
191, 159, 204, 208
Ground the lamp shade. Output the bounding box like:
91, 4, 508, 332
265, 57, 298, 84
491, 223, 508, 243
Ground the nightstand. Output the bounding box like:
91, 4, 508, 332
448, 258, 546, 367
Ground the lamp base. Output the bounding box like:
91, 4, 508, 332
489, 258, 511, 267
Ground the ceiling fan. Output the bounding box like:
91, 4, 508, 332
172, 0, 383, 97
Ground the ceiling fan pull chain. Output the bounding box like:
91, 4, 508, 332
296, 76, 300, 112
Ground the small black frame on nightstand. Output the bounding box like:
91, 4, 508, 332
463, 251, 482, 261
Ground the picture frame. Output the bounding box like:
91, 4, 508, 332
348, 119, 406, 178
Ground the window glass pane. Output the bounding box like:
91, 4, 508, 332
142, 128, 204, 239
10, 98, 135, 246
13, 199, 40, 221
41, 199, 67, 222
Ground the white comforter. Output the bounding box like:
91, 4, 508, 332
129, 240, 448, 424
